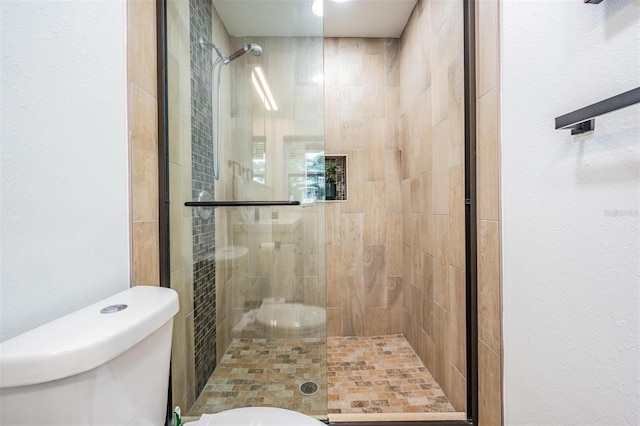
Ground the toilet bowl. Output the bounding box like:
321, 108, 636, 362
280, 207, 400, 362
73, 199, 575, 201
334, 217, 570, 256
256, 300, 326, 337
184, 407, 325, 426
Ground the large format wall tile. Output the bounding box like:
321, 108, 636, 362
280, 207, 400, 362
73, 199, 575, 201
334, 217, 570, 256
324, 37, 404, 338
476, 1, 503, 423
363, 181, 386, 245
342, 275, 364, 335
128, 0, 157, 98
364, 245, 387, 308
479, 339, 502, 425
322, 1, 502, 419
132, 220, 160, 285
130, 84, 159, 224
128, 0, 159, 288
396, 0, 467, 413
478, 219, 501, 355
477, 88, 500, 221
340, 213, 364, 276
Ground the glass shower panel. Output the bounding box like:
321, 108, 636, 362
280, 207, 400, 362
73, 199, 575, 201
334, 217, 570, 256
210, 34, 327, 419
167, 0, 326, 421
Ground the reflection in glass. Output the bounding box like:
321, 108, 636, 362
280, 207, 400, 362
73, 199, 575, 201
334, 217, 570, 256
167, 0, 326, 420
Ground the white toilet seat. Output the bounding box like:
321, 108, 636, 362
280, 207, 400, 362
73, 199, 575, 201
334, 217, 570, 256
184, 407, 325, 425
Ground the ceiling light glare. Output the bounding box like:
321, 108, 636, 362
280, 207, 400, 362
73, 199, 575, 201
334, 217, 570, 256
312, 74, 324, 84
312, 0, 323, 17
332, 0, 349, 2
252, 67, 278, 111
251, 71, 271, 111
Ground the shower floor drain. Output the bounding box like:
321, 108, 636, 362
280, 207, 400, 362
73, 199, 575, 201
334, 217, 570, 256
299, 381, 318, 395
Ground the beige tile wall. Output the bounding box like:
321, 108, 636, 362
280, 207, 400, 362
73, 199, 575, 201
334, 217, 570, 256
324, 1, 469, 412
476, 0, 503, 424
397, 0, 467, 413
128, 0, 198, 412
166, 0, 197, 412
130, 0, 502, 419
324, 37, 404, 337
325, 1, 504, 419
128, 0, 160, 288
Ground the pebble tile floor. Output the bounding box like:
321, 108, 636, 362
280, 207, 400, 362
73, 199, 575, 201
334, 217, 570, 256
327, 334, 455, 415
187, 334, 455, 418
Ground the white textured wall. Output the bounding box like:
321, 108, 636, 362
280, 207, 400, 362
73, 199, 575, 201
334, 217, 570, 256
0, 1, 129, 341
502, 0, 640, 425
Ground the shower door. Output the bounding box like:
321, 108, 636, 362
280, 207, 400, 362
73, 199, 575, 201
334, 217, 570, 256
166, 0, 326, 420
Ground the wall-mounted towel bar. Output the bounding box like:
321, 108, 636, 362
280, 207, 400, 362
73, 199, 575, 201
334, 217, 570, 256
555, 87, 640, 135
185, 200, 300, 207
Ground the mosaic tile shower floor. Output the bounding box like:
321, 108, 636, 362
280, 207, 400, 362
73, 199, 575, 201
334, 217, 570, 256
187, 334, 455, 419
187, 338, 327, 417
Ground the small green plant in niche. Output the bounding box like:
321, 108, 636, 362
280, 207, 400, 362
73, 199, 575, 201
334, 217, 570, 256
325, 164, 338, 200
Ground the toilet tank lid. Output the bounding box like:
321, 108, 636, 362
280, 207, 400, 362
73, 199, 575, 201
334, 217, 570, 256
0, 286, 179, 388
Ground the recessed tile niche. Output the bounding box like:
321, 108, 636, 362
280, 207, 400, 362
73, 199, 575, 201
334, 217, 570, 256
324, 155, 347, 201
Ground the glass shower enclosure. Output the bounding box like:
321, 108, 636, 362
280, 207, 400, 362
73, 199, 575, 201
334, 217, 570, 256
166, 0, 326, 420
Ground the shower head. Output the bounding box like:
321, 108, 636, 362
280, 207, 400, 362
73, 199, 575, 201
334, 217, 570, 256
247, 44, 263, 56
199, 38, 263, 65
227, 43, 263, 62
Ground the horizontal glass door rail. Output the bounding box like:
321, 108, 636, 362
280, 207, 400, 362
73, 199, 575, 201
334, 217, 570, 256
185, 200, 301, 207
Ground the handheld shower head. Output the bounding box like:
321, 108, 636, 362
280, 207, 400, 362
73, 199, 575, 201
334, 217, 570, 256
227, 43, 263, 62
199, 37, 263, 65
247, 43, 263, 56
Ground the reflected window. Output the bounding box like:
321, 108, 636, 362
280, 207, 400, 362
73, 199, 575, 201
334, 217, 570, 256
284, 136, 324, 201
252, 137, 266, 184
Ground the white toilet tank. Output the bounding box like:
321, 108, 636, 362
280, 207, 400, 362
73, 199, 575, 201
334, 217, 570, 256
0, 286, 179, 425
